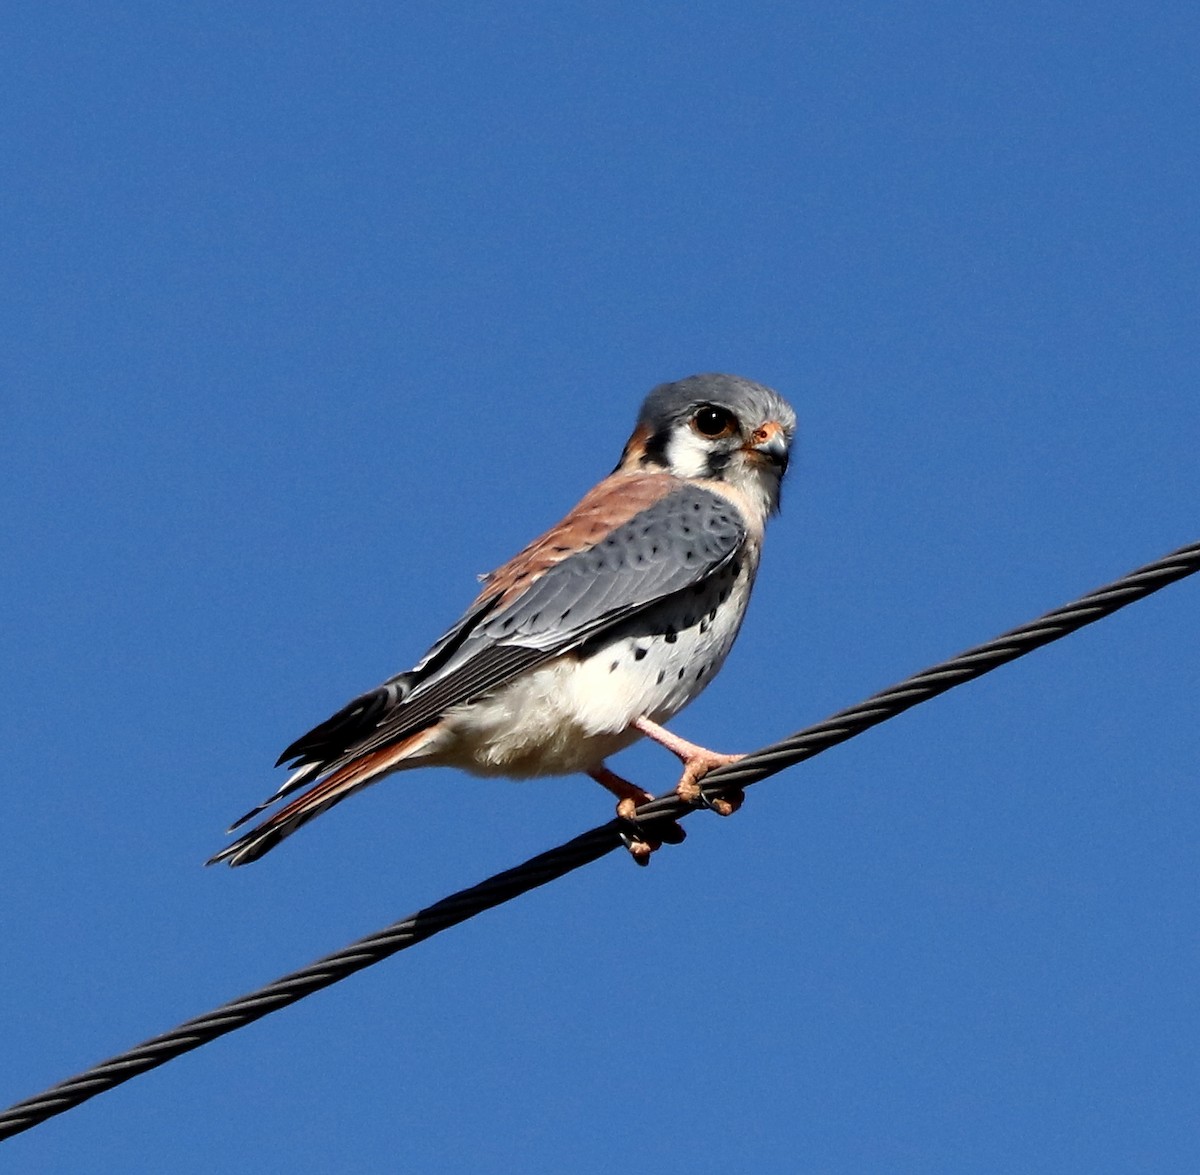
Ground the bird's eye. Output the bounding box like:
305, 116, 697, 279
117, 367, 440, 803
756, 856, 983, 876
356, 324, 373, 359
691, 406, 737, 439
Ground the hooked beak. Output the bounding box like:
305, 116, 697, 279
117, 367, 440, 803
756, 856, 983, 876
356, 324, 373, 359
744, 420, 789, 472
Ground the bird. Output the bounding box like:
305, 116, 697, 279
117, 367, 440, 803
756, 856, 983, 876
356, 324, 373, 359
208, 373, 796, 867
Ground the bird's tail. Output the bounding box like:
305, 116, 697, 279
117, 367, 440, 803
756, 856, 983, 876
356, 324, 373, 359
207, 728, 439, 867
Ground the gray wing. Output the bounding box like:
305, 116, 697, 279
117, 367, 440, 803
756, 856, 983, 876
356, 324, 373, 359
278, 483, 746, 773
472, 483, 745, 649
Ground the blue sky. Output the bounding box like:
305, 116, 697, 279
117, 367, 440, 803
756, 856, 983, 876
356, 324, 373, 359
2, 2, 1198, 1171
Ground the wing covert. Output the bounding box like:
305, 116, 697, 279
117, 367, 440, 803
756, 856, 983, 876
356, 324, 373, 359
475, 483, 746, 650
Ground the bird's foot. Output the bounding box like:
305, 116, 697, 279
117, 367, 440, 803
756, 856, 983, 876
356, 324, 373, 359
634, 717, 746, 816
589, 765, 686, 865
676, 752, 745, 816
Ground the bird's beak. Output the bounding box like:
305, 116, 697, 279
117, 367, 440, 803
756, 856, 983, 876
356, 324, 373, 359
744, 420, 789, 472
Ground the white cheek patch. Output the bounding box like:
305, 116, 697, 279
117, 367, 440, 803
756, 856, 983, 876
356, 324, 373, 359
663, 428, 714, 479
662, 425, 784, 524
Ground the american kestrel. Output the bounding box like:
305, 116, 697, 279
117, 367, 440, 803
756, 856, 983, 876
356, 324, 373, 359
209, 373, 796, 867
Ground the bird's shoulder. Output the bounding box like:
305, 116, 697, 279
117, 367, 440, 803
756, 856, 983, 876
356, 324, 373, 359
479, 469, 687, 606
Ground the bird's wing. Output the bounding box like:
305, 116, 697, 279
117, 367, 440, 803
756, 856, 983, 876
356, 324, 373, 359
276, 473, 746, 778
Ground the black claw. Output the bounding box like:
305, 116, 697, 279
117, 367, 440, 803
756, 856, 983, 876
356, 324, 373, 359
618, 817, 651, 852
618, 823, 652, 866
617, 814, 687, 860
697, 785, 743, 813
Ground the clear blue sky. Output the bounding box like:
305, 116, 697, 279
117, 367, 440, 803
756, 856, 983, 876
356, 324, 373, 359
2, 3, 1197, 1172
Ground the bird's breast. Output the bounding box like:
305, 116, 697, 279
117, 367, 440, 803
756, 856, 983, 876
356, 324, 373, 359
436, 551, 758, 778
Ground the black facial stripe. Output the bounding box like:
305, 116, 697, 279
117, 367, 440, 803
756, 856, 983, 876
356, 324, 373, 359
640, 428, 670, 468
704, 449, 733, 478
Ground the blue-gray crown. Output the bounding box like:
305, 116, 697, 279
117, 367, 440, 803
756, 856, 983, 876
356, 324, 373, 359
638, 373, 796, 436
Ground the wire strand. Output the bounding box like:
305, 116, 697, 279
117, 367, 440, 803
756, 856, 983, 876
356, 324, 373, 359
1, 538, 1197, 1143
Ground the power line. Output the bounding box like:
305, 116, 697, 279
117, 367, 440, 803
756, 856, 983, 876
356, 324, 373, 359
1, 538, 1197, 1143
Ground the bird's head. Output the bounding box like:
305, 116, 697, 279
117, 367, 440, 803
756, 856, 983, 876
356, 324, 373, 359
618, 373, 797, 519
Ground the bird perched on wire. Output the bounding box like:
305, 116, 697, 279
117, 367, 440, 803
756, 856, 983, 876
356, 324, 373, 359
209, 373, 796, 867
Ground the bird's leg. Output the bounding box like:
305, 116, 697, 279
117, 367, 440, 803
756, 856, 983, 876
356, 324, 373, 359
587, 764, 685, 864
633, 717, 746, 816
588, 763, 653, 820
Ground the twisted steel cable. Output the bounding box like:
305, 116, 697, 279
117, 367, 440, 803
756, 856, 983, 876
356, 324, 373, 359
1, 538, 1197, 1143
